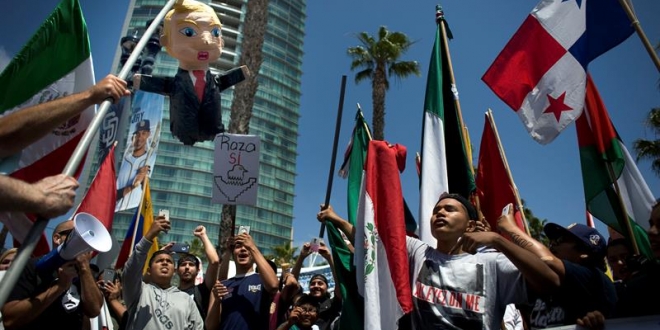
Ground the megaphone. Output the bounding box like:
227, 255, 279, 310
36, 212, 113, 272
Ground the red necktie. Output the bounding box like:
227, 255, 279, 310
193, 70, 206, 102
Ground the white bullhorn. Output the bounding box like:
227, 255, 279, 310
36, 212, 113, 272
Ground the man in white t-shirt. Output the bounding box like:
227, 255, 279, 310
115, 119, 151, 210
317, 194, 560, 330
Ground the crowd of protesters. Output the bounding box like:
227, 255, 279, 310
1, 73, 660, 330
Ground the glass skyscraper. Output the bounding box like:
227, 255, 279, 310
82, 0, 305, 257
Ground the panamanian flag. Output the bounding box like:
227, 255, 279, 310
482, 0, 634, 144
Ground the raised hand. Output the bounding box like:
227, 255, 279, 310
234, 233, 256, 252
88, 75, 131, 104
300, 242, 312, 258
193, 225, 207, 238
318, 241, 331, 259
287, 306, 302, 325
146, 215, 171, 240
104, 279, 123, 301
33, 174, 79, 218
159, 241, 175, 251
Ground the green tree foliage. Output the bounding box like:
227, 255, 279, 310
347, 26, 420, 140
522, 199, 550, 247
188, 238, 205, 263
265, 241, 298, 268
633, 107, 660, 177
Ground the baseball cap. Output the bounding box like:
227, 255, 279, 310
544, 222, 606, 256
134, 119, 151, 133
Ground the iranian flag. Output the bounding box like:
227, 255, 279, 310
0, 0, 94, 255
419, 6, 475, 247
576, 75, 655, 258
355, 141, 412, 330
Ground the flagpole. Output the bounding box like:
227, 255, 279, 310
605, 162, 640, 255
618, 0, 660, 72
130, 176, 149, 254
438, 14, 471, 173
438, 9, 483, 219
0, 0, 178, 308
357, 104, 373, 141
319, 75, 347, 238
486, 109, 531, 236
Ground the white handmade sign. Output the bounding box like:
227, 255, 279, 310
212, 133, 260, 205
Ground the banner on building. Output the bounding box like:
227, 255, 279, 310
115, 91, 164, 211
212, 133, 260, 205
97, 97, 130, 162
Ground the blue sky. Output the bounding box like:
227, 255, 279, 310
1, 0, 659, 251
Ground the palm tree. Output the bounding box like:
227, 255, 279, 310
219, 0, 270, 252
347, 26, 421, 140
633, 107, 660, 177
265, 241, 298, 268
188, 238, 205, 263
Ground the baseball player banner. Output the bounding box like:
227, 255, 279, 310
115, 90, 164, 211
212, 133, 259, 205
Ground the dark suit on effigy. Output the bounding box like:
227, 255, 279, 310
139, 68, 240, 146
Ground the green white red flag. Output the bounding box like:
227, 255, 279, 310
419, 6, 475, 247
355, 141, 413, 329
0, 0, 94, 255
576, 75, 655, 258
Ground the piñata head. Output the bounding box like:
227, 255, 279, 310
161, 0, 223, 71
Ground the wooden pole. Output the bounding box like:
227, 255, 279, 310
438, 13, 484, 221
439, 18, 472, 174
357, 104, 373, 141
486, 109, 531, 236
129, 176, 149, 253
618, 0, 660, 72
605, 162, 640, 255
319, 75, 347, 238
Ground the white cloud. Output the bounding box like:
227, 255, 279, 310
0, 47, 12, 73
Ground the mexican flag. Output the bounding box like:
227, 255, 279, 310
0, 0, 94, 255
419, 7, 475, 247
576, 75, 654, 258
331, 109, 370, 329
355, 141, 413, 330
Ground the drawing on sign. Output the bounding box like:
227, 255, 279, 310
214, 164, 257, 202
213, 133, 260, 205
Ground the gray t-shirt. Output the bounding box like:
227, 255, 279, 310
407, 237, 529, 330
